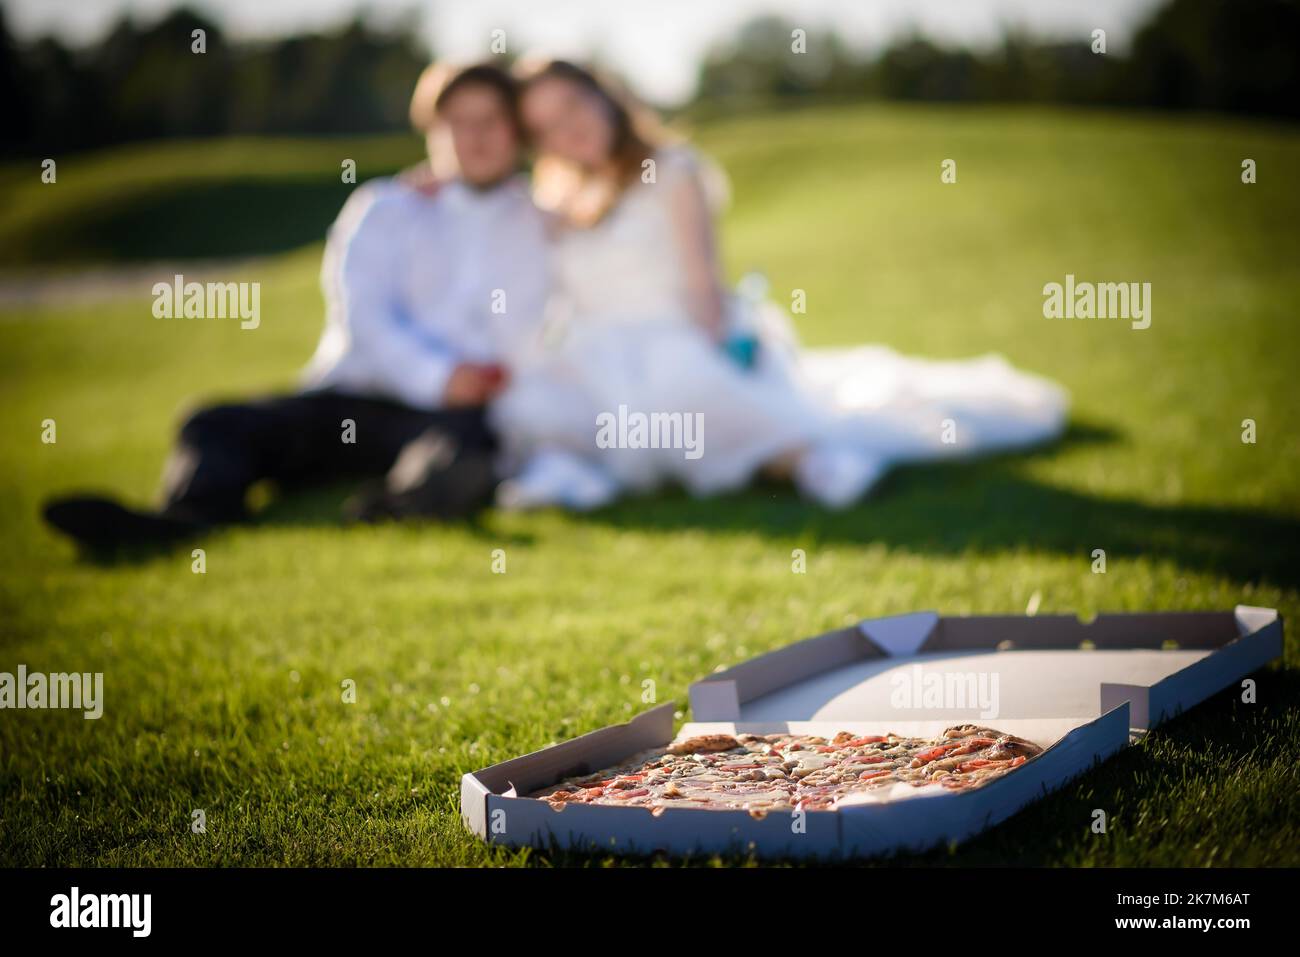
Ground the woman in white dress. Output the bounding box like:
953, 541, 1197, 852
492, 61, 1068, 509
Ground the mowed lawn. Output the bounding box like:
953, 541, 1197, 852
1, 104, 1298, 866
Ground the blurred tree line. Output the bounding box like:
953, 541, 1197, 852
1, 0, 1296, 159
0, 7, 429, 156
694, 0, 1300, 119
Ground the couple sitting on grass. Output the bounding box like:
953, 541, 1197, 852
45, 60, 1069, 551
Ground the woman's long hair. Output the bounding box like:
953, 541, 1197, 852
519, 59, 675, 226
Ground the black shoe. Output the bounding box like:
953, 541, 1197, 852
344, 448, 498, 523
43, 495, 203, 550
419, 447, 498, 520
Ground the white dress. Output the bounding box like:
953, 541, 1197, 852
491, 148, 1069, 505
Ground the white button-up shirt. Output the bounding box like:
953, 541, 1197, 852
302, 175, 549, 410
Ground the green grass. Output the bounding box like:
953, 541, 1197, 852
1, 104, 1298, 866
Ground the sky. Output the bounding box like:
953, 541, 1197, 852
5, 0, 1167, 104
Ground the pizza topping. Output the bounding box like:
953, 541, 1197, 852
790, 754, 834, 777
910, 743, 960, 767
846, 754, 890, 764
949, 737, 997, 755
609, 787, 650, 800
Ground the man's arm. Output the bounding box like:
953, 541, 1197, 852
321, 190, 458, 409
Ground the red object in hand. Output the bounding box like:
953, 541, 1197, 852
444, 362, 509, 406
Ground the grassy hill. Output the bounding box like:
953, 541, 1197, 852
0, 135, 425, 265
1, 104, 1298, 866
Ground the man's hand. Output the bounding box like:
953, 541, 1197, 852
443, 363, 508, 407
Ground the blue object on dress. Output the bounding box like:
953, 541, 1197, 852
724, 334, 759, 370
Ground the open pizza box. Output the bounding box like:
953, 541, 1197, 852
461, 605, 1282, 860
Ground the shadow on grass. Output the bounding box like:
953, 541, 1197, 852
71, 488, 531, 567
579, 422, 1300, 590
71, 422, 1300, 588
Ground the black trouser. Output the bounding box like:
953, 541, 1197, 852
158, 390, 496, 524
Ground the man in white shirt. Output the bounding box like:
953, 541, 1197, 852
45, 63, 549, 549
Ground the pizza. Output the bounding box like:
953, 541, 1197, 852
531, 725, 1043, 815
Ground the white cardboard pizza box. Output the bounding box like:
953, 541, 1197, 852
460, 605, 1282, 860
